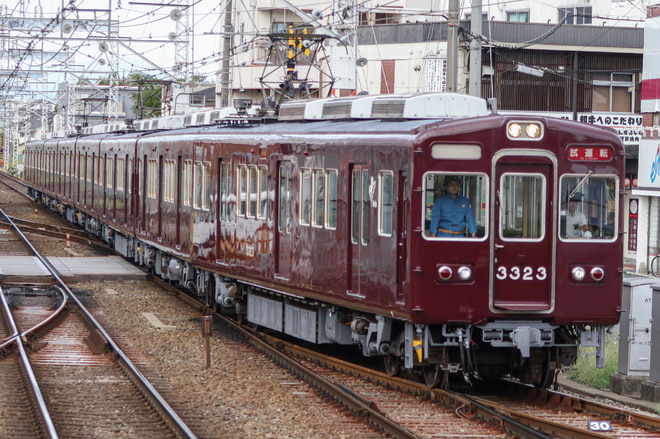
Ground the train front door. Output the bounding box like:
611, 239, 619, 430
491, 152, 556, 313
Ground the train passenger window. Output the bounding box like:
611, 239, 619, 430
237, 164, 247, 215
313, 170, 325, 227
220, 161, 231, 221
248, 166, 258, 217
379, 171, 394, 237
117, 158, 125, 192
326, 169, 338, 229
182, 160, 192, 206
423, 173, 488, 240
499, 174, 545, 240
138, 159, 144, 197
258, 165, 267, 219
559, 175, 617, 241
107, 157, 114, 190
194, 161, 211, 210
163, 160, 175, 202
300, 168, 312, 226
278, 164, 293, 233
148, 160, 158, 199
86, 155, 92, 183
352, 169, 369, 245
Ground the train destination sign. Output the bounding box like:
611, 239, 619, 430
567, 146, 612, 161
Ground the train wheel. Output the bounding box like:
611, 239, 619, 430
423, 365, 443, 388
384, 354, 401, 377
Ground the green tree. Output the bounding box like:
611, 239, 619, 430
130, 72, 163, 119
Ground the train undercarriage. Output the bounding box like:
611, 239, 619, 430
33, 191, 607, 389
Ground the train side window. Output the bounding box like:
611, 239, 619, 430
379, 171, 394, 237
220, 161, 231, 221
248, 165, 258, 217
300, 168, 312, 226
148, 159, 158, 199
163, 160, 175, 202
138, 159, 143, 197
107, 157, 114, 190
423, 173, 488, 240
202, 162, 211, 210
258, 165, 267, 219
312, 170, 324, 227
182, 160, 192, 206
117, 158, 125, 192
326, 169, 338, 230
499, 173, 545, 240
278, 164, 293, 233
237, 164, 247, 215
559, 174, 617, 241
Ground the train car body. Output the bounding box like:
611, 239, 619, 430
24, 93, 624, 387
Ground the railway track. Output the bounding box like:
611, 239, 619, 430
3, 171, 660, 438
0, 207, 195, 439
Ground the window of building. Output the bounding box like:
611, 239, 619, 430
507, 11, 529, 22
559, 7, 592, 24
592, 73, 634, 113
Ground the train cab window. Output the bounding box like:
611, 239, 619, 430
326, 169, 338, 230
423, 173, 488, 240
559, 174, 617, 241
499, 173, 545, 240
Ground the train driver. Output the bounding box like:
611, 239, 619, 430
429, 175, 477, 238
565, 192, 592, 238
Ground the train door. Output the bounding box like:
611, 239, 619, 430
491, 151, 556, 312
347, 164, 369, 297
275, 161, 293, 279
396, 171, 408, 303
216, 158, 231, 263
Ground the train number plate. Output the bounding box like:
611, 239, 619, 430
588, 421, 612, 432
495, 266, 547, 281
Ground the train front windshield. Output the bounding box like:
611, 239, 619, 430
559, 175, 618, 241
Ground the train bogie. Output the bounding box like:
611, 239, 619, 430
23, 93, 624, 387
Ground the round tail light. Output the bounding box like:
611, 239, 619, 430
438, 266, 452, 281
591, 267, 605, 281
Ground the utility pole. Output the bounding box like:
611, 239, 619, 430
446, 0, 459, 92
220, 0, 233, 108
469, 0, 482, 97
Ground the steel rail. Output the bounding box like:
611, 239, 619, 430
0, 285, 59, 438
0, 205, 198, 439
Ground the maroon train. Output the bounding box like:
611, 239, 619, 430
24, 93, 624, 387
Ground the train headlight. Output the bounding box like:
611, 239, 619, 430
525, 123, 541, 138
571, 266, 586, 281
438, 266, 452, 281
507, 123, 522, 138
506, 121, 544, 140
590, 267, 605, 281
457, 266, 472, 281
